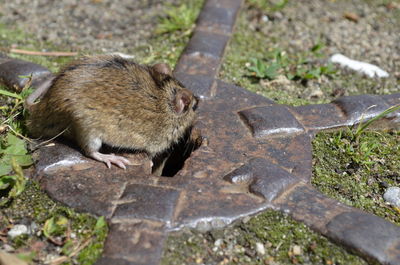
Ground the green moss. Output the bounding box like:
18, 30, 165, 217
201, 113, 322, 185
162, 210, 367, 265
312, 130, 400, 225
2, 181, 108, 264
132, 0, 204, 67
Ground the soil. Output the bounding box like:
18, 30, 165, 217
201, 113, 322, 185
0, 0, 179, 53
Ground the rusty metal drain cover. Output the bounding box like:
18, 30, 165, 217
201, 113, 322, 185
1, 0, 399, 264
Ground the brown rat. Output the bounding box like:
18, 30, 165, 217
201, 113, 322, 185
26, 55, 197, 169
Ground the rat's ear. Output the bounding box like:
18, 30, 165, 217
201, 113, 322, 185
173, 89, 192, 114
152, 63, 172, 75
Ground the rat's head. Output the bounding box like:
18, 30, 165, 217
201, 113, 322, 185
150, 63, 198, 121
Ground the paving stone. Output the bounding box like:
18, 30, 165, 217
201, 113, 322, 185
326, 211, 400, 265
101, 222, 165, 265
113, 184, 180, 222
333, 94, 390, 125
0, 56, 52, 89
238, 105, 305, 138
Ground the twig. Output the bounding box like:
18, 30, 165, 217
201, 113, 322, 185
49, 238, 92, 265
10, 48, 78, 57
30, 126, 70, 151
4, 125, 35, 144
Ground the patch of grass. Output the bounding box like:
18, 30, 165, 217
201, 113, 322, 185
134, 0, 204, 67
312, 128, 400, 225
219, 2, 333, 106
246, 44, 336, 82
247, 0, 288, 12
162, 210, 367, 265
155, 1, 200, 35
1, 181, 108, 264
220, 0, 399, 106
0, 133, 33, 205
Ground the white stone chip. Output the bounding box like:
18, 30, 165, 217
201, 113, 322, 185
7, 224, 29, 239
383, 186, 400, 207
330, 53, 389, 78
255, 242, 265, 255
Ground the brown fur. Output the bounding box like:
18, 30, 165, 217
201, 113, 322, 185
26, 55, 197, 160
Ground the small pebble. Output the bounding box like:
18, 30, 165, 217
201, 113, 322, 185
383, 187, 400, 207
292, 245, 302, 255
256, 242, 265, 255
2, 244, 14, 252
214, 238, 223, 247
242, 216, 251, 224
7, 224, 29, 239
262, 15, 269, 22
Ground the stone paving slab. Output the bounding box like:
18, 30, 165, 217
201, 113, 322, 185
1, 0, 400, 264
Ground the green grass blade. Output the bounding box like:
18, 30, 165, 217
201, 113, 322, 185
355, 104, 400, 139
0, 89, 22, 100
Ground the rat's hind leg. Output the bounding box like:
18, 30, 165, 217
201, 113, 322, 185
90, 151, 132, 169
76, 129, 132, 169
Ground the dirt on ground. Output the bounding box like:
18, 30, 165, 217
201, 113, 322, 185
0, 0, 179, 52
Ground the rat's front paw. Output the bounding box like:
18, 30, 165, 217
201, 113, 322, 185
90, 152, 132, 169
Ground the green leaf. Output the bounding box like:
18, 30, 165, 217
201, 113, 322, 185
0, 88, 22, 99
43, 216, 69, 238
43, 217, 56, 238
264, 63, 280, 80
0, 163, 12, 176
94, 216, 107, 232
0, 133, 33, 169
8, 158, 27, 197
0, 175, 16, 190
62, 240, 75, 256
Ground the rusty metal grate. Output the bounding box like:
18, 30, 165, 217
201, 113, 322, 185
1, 0, 400, 264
